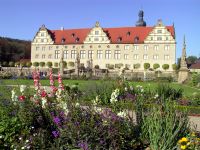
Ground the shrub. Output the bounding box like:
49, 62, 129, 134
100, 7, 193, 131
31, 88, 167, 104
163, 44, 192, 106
2, 61, 8, 67
94, 65, 99, 69
162, 64, 169, 71
54, 62, 58, 67
26, 62, 32, 68
153, 63, 160, 70
46, 62, 52, 68
33, 62, 39, 67
133, 63, 140, 69
68, 61, 74, 67
172, 64, 178, 71
9, 61, 15, 67
144, 63, 150, 70
39, 62, 45, 68
106, 64, 114, 69
115, 63, 123, 69
20, 62, 26, 67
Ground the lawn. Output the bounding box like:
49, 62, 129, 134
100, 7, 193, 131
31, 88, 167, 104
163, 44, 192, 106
0, 79, 199, 97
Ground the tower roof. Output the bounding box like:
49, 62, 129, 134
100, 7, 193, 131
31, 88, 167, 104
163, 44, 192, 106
135, 10, 146, 27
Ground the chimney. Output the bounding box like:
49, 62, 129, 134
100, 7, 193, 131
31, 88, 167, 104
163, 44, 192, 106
61, 27, 64, 31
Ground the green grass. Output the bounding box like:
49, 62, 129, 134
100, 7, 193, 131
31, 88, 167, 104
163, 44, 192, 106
0, 79, 199, 97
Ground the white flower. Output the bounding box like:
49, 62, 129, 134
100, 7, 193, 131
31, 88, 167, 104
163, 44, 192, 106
41, 97, 47, 108
94, 106, 102, 113
110, 89, 120, 103
154, 94, 159, 99
130, 86, 133, 91
124, 87, 128, 91
19, 137, 22, 140
20, 85, 26, 94
11, 89, 18, 102
75, 102, 80, 107
25, 139, 29, 143
21, 147, 25, 149
117, 111, 127, 118
0, 135, 3, 139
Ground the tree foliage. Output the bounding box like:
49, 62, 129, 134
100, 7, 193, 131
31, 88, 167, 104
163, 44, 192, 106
0, 37, 31, 63
162, 64, 169, 70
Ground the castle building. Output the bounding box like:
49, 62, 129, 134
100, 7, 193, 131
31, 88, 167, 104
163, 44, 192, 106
31, 10, 176, 71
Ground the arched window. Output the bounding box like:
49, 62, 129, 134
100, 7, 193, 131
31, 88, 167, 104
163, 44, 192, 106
134, 36, 139, 43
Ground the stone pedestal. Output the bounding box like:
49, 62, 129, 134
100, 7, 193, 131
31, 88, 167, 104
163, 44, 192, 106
178, 69, 189, 83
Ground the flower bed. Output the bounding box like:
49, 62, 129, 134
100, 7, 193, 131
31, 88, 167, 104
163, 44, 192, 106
0, 69, 199, 149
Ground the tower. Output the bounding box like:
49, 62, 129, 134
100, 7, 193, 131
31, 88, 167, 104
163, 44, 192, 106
135, 10, 146, 27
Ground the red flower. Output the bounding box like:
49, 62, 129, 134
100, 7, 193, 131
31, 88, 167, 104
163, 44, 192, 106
41, 90, 47, 97
19, 95, 25, 101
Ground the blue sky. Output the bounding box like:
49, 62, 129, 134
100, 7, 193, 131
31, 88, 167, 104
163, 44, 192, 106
0, 0, 200, 59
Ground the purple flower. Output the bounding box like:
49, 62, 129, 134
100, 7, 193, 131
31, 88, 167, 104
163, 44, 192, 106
78, 141, 89, 150
52, 130, 59, 138
53, 116, 61, 125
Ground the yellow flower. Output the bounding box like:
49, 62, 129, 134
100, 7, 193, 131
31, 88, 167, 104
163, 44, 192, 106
179, 137, 189, 143
181, 145, 187, 150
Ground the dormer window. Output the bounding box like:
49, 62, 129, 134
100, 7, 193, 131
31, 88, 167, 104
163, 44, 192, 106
61, 37, 65, 44
72, 33, 75, 37
127, 32, 131, 36
75, 37, 79, 42
134, 36, 139, 43
117, 37, 122, 43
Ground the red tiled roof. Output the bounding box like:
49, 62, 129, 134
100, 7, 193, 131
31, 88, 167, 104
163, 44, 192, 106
190, 61, 200, 69
49, 26, 175, 44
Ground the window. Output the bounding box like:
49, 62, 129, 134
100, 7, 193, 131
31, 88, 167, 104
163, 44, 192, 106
157, 37, 162, 41
42, 47, 45, 51
64, 50, 68, 59
75, 38, 79, 42
127, 31, 131, 36
114, 50, 121, 59
98, 45, 101, 48
164, 55, 170, 60
134, 45, 139, 50
97, 50, 103, 59
157, 30, 162, 33
105, 50, 111, 59
124, 45, 130, 50
153, 55, 159, 60
94, 38, 99, 41
65, 46, 68, 49
124, 54, 129, 60
95, 31, 99, 35
48, 54, 52, 59
133, 54, 139, 60
71, 33, 75, 37
41, 39, 44, 42
88, 50, 94, 59
36, 47, 39, 50
55, 50, 60, 59
164, 45, 170, 50
151, 37, 153, 40
154, 45, 159, 50
42, 54, 45, 59
143, 54, 148, 60
56, 46, 59, 49
71, 50, 77, 59
144, 45, 148, 51
166, 37, 169, 41
80, 50, 86, 59
41, 33, 44, 36
49, 46, 52, 50
134, 36, 139, 43
89, 38, 91, 41
35, 54, 39, 59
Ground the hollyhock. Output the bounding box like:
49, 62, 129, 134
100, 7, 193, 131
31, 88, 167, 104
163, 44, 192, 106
41, 90, 47, 98
58, 72, 64, 90
18, 95, 25, 101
